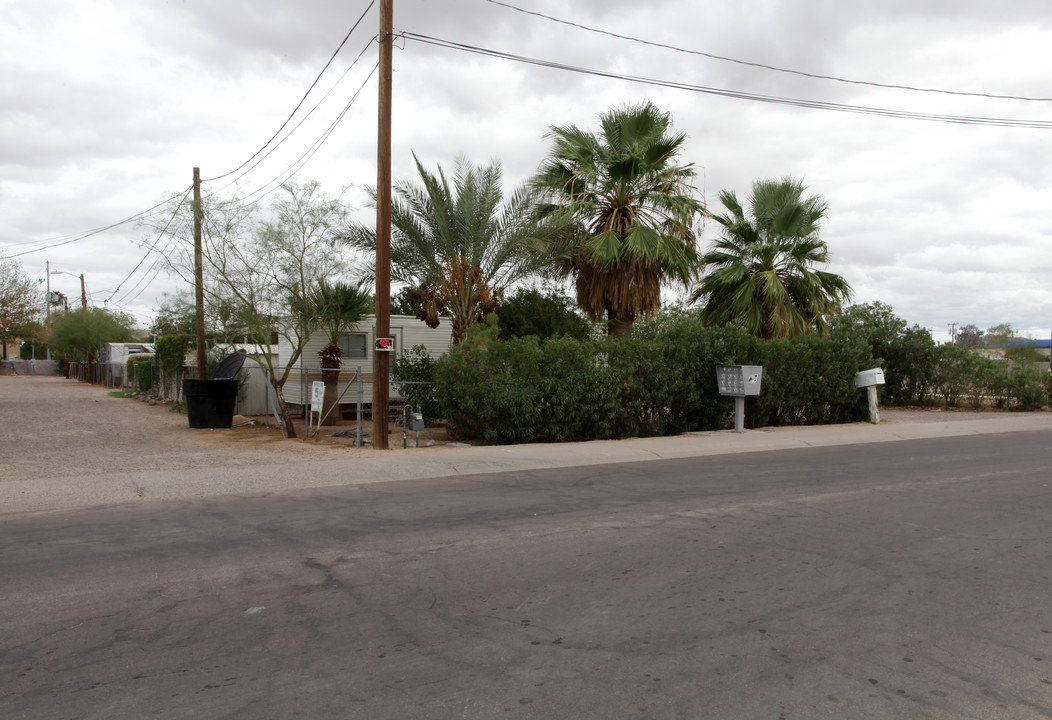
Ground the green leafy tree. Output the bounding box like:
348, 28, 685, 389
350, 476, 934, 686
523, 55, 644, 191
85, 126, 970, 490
345, 155, 551, 345
49, 307, 137, 362
533, 102, 704, 337
1, 255, 44, 356
953, 323, 984, 348
391, 285, 417, 315
691, 177, 851, 339
495, 288, 591, 341
150, 293, 199, 337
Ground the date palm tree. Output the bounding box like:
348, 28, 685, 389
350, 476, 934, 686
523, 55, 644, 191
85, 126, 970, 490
690, 177, 852, 339
343, 155, 551, 345
533, 102, 703, 337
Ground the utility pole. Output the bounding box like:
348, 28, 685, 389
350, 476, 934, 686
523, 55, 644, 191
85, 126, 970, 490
947, 321, 958, 346
80, 273, 90, 381
45, 261, 51, 360
373, 0, 393, 449
193, 167, 206, 380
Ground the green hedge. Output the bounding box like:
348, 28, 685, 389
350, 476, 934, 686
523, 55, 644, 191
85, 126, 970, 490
126, 354, 155, 393
433, 317, 873, 443
427, 310, 1048, 444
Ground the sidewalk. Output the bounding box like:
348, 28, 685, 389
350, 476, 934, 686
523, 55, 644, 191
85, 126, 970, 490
3, 374, 1051, 517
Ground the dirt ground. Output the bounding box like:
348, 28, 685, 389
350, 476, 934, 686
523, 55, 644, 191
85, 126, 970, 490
0, 375, 451, 483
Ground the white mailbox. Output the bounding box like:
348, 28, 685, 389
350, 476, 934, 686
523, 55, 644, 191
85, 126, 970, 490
854, 367, 885, 389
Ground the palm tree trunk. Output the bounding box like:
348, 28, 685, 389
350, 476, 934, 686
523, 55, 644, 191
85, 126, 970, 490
608, 310, 635, 338
320, 369, 340, 426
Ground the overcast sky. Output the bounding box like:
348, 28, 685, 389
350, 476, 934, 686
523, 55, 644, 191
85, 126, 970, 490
3, 0, 1050, 342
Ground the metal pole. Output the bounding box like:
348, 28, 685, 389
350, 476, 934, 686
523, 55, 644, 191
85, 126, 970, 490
734, 396, 745, 433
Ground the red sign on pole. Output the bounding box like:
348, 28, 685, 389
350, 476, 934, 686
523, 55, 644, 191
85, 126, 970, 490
375, 337, 394, 352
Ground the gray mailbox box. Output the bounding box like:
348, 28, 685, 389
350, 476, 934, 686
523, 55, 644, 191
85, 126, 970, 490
717, 365, 763, 396
716, 365, 763, 432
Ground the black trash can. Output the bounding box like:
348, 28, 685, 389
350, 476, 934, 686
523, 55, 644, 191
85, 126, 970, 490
183, 378, 238, 429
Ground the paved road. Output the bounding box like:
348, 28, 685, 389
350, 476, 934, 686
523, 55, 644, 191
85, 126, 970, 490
3, 430, 1051, 719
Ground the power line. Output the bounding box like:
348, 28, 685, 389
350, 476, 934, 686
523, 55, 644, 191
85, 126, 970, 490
485, 0, 1052, 103
106, 187, 193, 307
401, 32, 1052, 130
214, 38, 377, 199
5, 0, 377, 263
203, 0, 376, 183
239, 62, 380, 206
2, 188, 193, 259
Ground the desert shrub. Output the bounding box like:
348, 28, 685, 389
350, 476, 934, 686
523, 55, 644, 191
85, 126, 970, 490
126, 354, 155, 393
751, 333, 870, 427
536, 337, 619, 441
635, 317, 754, 432
1006, 368, 1049, 411
154, 334, 190, 399
600, 337, 691, 438
933, 345, 980, 407
393, 344, 438, 414
834, 303, 937, 405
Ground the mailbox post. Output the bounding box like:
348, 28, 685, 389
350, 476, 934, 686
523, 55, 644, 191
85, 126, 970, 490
854, 367, 885, 424
716, 365, 763, 433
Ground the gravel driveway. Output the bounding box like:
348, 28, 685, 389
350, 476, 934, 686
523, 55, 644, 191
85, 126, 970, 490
0, 375, 390, 483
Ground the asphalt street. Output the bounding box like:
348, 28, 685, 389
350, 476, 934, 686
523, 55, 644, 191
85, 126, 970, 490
2, 430, 1051, 719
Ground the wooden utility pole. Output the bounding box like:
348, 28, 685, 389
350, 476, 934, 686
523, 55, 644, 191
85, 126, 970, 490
193, 167, 206, 380
373, 0, 393, 449
80, 273, 90, 380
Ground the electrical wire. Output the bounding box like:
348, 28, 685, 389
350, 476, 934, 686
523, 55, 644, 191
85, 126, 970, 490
3, 1, 375, 266
203, 0, 376, 184
401, 32, 1052, 129
106, 186, 193, 306
213, 37, 377, 199
484, 0, 1052, 103
238, 61, 379, 206
2, 188, 193, 259
102, 44, 377, 310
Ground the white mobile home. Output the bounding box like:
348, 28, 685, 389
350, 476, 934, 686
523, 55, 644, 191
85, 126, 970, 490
278, 314, 452, 409
102, 342, 155, 387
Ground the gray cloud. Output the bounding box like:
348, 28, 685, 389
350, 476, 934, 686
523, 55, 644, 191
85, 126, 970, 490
2, 0, 1050, 336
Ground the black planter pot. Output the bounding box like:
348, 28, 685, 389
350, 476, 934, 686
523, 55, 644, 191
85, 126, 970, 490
183, 378, 238, 429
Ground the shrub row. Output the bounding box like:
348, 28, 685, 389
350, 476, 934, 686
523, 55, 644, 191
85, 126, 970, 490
413, 317, 873, 444
396, 308, 1048, 444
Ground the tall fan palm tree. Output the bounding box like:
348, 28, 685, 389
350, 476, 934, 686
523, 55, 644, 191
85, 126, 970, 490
690, 177, 852, 339
533, 102, 703, 337
312, 278, 372, 426
344, 155, 551, 345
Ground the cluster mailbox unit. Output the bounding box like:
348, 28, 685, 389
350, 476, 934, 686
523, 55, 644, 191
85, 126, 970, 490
716, 365, 763, 433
